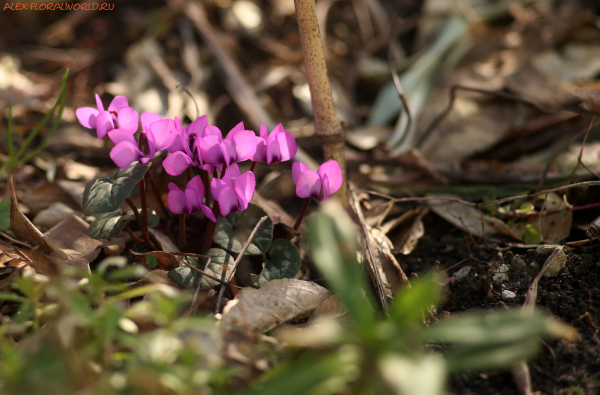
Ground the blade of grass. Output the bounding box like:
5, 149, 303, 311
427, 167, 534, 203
12, 69, 69, 165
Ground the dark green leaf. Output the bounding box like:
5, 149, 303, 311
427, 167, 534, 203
252, 239, 301, 287
168, 248, 233, 290
0, 198, 10, 231
213, 203, 273, 255
146, 256, 158, 269
88, 209, 159, 239
82, 161, 150, 216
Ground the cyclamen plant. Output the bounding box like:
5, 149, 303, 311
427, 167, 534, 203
77, 94, 342, 254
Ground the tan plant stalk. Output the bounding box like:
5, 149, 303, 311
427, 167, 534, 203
294, 0, 347, 205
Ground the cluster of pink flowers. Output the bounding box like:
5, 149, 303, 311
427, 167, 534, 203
77, 95, 342, 221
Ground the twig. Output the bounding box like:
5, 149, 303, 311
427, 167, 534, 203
0, 231, 31, 249
566, 116, 596, 185
294, 0, 347, 203
387, 21, 412, 150
125, 197, 156, 250
214, 216, 268, 314
148, 175, 169, 219
180, 257, 240, 289
416, 85, 600, 149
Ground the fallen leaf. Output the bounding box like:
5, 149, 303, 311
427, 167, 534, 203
0, 240, 27, 271
10, 177, 68, 260
33, 202, 76, 230
220, 278, 330, 333
44, 215, 103, 262
428, 195, 513, 238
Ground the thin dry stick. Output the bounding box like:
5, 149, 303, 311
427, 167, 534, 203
294, 0, 347, 204
416, 85, 600, 149
180, 257, 241, 289
125, 197, 155, 250
387, 21, 412, 149
214, 216, 269, 314
171, 0, 319, 171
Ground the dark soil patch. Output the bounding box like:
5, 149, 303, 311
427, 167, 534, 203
402, 214, 600, 395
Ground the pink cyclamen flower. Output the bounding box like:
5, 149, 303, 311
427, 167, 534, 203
252, 124, 297, 164
292, 160, 343, 202
162, 115, 215, 176
210, 164, 256, 216
198, 122, 257, 168
108, 112, 178, 169
167, 176, 216, 221
76, 94, 139, 139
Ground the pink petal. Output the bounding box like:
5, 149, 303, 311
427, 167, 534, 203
217, 187, 239, 216
149, 119, 177, 151
320, 174, 330, 202
168, 182, 179, 192
163, 152, 194, 176
231, 130, 257, 162
234, 188, 249, 211
274, 130, 297, 162
110, 142, 142, 169
210, 178, 229, 202
167, 189, 187, 215
96, 111, 115, 139
266, 138, 280, 164
186, 175, 205, 204
108, 129, 137, 146
187, 115, 209, 137
203, 126, 223, 141
259, 125, 268, 139
201, 205, 216, 222
292, 162, 310, 184
144, 129, 157, 159
229, 122, 245, 136
235, 172, 256, 205
184, 187, 201, 214
167, 134, 185, 153
252, 136, 268, 162
270, 123, 285, 137
317, 160, 343, 195
108, 96, 129, 112
199, 135, 225, 165
222, 164, 241, 186
221, 140, 235, 165
296, 170, 322, 199
95, 94, 104, 112
116, 107, 139, 133
76, 107, 99, 129
141, 112, 162, 131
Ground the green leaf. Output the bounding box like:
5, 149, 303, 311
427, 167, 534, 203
146, 256, 158, 269
523, 224, 541, 244
0, 198, 10, 231
251, 239, 301, 287
82, 161, 151, 216
168, 248, 233, 290
420, 310, 559, 370
306, 201, 375, 332
213, 203, 273, 255
390, 275, 441, 328
516, 202, 535, 214
88, 209, 159, 239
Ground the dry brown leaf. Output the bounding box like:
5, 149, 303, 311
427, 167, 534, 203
10, 177, 68, 260
19, 181, 79, 215
131, 251, 180, 271
130, 270, 186, 290
428, 195, 513, 238
220, 278, 330, 334
369, 227, 410, 296
307, 295, 347, 323
44, 215, 103, 262
0, 240, 27, 271
539, 211, 572, 244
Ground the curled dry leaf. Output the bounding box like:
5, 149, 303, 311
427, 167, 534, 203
220, 278, 330, 334
0, 240, 27, 271
44, 215, 103, 262
427, 195, 512, 238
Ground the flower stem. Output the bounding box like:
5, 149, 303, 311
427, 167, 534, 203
249, 161, 257, 172
202, 169, 211, 205
201, 201, 220, 254
138, 177, 156, 250
125, 197, 156, 250
179, 213, 186, 250
148, 174, 169, 219
293, 197, 311, 231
